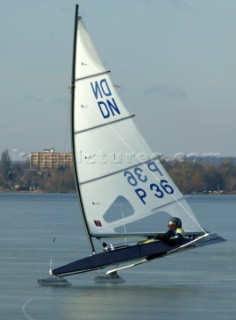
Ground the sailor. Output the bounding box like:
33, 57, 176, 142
153, 217, 185, 246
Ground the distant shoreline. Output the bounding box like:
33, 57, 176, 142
0, 189, 235, 196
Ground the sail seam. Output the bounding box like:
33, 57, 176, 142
75, 70, 110, 82
79, 155, 162, 185
75, 114, 135, 134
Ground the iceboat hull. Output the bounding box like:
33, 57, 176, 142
51, 241, 171, 277
51, 233, 224, 277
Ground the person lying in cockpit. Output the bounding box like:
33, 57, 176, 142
138, 217, 185, 246
152, 217, 185, 246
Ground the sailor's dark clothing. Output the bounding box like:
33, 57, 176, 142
154, 227, 185, 246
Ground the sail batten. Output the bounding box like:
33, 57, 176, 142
75, 70, 110, 82
74, 114, 135, 135
78, 155, 164, 185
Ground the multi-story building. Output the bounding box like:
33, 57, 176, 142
30, 148, 73, 170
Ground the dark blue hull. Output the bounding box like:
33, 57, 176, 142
51, 239, 192, 277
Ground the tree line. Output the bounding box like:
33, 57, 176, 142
162, 159, 236, 194
0, 149, 236, 194
0, 150, 75, 193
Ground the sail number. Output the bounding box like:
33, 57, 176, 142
91, 79, 121, 119
124, 161, 174, 204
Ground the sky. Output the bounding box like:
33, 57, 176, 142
1, 0, 236, 160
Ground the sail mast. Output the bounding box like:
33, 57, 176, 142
71, 4, 95, 253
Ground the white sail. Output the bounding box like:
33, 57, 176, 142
72, 16, 204, 239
